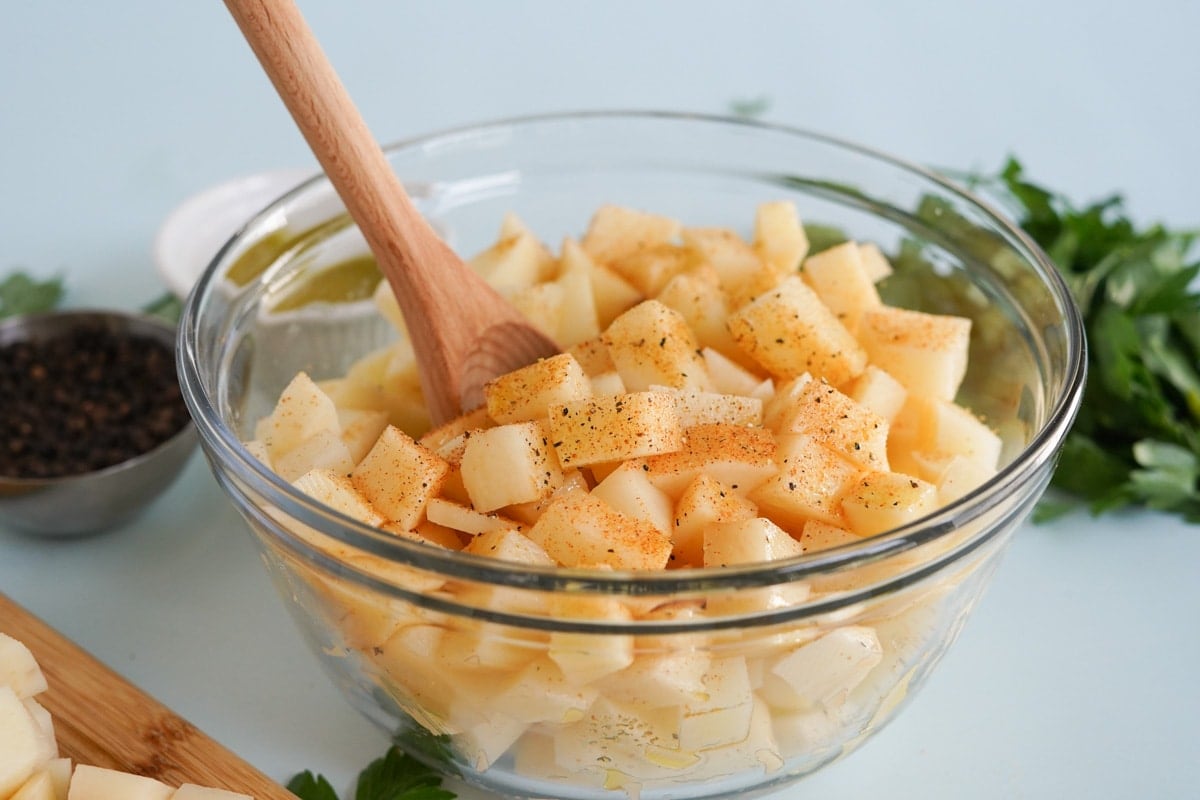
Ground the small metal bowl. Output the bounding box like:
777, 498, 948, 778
0, 309, 198, 536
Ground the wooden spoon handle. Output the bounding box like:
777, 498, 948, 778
224, 0, 557, 422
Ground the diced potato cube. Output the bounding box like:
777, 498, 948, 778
753, 200, 809, 275
749, 434, 862, 528
548, 391, 683, 468
607, 243, 697, 296
527, 493, 672, 570
588, 370, 626, 397
682, 227, 781, 309
469, 218, 556, 291
293, 469, 384, 526
504, 470, 590, 525
0, 688, 47, 799
351, 425, 448, 528
762, 373, 814, 430
483, 353, 593, 425
590, 461, 674, 536
566, 335, 616, 376
273, 428, 354, 482
801, 241, 882, 335
774, 379, 890, 471
554, 697, 694, 782
653, 386, 763, 428
254, 371, 341, 459
588, 264, 644, 329
424, 498, 526, 536
460, 421, 565, 512
703, 516, 804, 567
465, 527, 556, 566
727, 276, 867, 386
0, 634, 47, 699
840, 471, 939, 536
66, 766, 173, 800
800, 519, 860, 553
672, 474, 758, 566
172, 786, 253, 800
554, 238, 603, 346
846, 365, 907, 424
548, 592, 636, 684
386, 519, 467, 550
857, 242, 894, 283
337, 407, 390, 463
12, 770, 56, 800
507, 281, 564, 341
640, 423, 776, 498
701, 347, 764, 396
858, 306, 971, 402
418, 406, 492, 453
760, 626, 882, 711
598, 651, 711, 710
581, 205, 682, 266
889, 395, 1003, 472
655, 270, 747, 366
602, 300, 713, 392
677, 656, 756, 751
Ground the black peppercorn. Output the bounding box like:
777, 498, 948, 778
0, 323, 192, 479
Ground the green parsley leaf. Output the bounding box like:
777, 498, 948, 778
974, 158, 1200, 521
0, 272, 64, 318
286, 771, 340, 800
287, 746, 455, 800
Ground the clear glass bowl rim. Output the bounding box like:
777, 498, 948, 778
178, 109, 1086, 605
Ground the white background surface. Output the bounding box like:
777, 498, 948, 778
2, 2, 1198, 798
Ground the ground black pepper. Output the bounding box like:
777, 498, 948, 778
0, 324, 191, 479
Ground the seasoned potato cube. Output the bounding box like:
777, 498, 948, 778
469, 224, 556, 292
527, 492, 672, 570
465, 527, 555, 566
586, 261, 644, 329
774, 379, 890, 471
801, 240, 882, 335
602, 300, 713, 392
762, 373, 814, 430
846, 365, 907, 424
348, 425, 448, 528
655, 270, 746, 366
483, 353, 593, 425
548, 391, 683, 468
418, 406, 492, 453
589, 370, 626, 397
566, 335, 616, 376
672, 474, 758, 566
653, 386, 763, 428
841, 471, 939, 536
293, 468, 384, 526
590, 461, 674, 536
505, 469, 590, 525
507, 281, 564, 341
800, 519, 860, 553
607, 243, 698, 296
640, 423, 776, 498
753, 200, 809, 275
460, 421, 565, 512
384, 519, 467, 550
254, 371, 341, 459
749, 434, 862, 528
581, 204, 682, 265
682, 227, 781, 309
858, 306, 971, 402
889, 395, 1003, 472
727, 276, 867, 386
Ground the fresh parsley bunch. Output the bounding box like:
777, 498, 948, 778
975, 159, 1200, 521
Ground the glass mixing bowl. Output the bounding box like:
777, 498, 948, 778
178, 112, 1085, 799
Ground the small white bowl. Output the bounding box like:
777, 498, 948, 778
153, 168, 314, 298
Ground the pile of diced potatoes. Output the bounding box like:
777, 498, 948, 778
246, 202, 1002, 789
0, 632, 252, 800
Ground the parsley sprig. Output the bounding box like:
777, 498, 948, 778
0, 272, 64, 318
972, 159, 1200, 521
287, 747, 455, 800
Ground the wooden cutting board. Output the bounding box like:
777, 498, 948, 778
0, 592, 296, 799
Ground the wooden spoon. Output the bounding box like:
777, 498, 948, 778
224, 0, 559, 425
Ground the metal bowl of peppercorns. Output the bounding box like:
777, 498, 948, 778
0, 309, 197, 536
